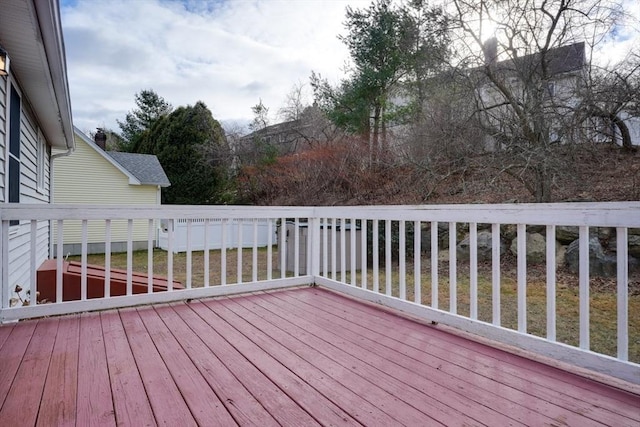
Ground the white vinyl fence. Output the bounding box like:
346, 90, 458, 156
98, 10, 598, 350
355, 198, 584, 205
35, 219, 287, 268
158, 218, 277, 253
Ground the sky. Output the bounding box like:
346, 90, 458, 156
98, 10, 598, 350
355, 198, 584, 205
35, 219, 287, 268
60, 0, 639, 137
61, 0, 371, 135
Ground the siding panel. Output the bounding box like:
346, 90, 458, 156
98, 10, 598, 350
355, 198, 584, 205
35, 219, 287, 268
53, 136, 160, 248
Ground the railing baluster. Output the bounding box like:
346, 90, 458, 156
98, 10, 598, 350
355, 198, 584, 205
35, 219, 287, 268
105, 220, 111, 298
399, 220, 406, 300
579, 226, 590, 350
204, 218, 210, 287
81, 220, 88, 301
127, 219, 133, 296
322, 218, 328, 278
350, 218, 357, 286
56, 220, 64, 303
517, 223, 527, 333
361, 219, 368, 290
414, 220, 421, 304
491, 223, 501, 326
1, 220, 8, 308
167, 219, 174, 291
331, 218, 337, 281
340, 217, 347, 284
237, 219, 243, 284
616, 227, 629, 361
431, 221, 438, 310
148, 219, 154, 293
186, 219, 192, 289
30, 220, 37, 305
373, 219, 379, 293
546, 225, 556, 341
280, 217, 286, 279
294, 218, 300, 277
449, 222, 457, 314
385, 219, 392, 296
221, 218, 228, 285
307, 218, 313, 278
470, 222, 478, 319
267, 219, 273, 281
253, 219, 258, 282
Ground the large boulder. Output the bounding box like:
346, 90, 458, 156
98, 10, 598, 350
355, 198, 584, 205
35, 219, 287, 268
564, 236, 617, 277
509, 232, 549, 264
556, 226, 579, 244
600, 231, 640, 259
457, 230, 509, 262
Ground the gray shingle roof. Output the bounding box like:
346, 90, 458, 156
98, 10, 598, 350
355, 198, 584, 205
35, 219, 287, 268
107, 152, 171, 187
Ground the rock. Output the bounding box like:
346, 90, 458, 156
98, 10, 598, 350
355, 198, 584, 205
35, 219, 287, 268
556, 245, 567, 267
501, 224, 517, 242
556, 226, 579, 244
564, 236, 617, 277
457, 230, 508, 262
603, 233, 640, 258
509, 232, 548, 264
629, 235, 640, 259
526, 225, 545, 234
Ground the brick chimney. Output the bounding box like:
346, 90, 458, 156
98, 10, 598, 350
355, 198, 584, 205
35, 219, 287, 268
483, 37, 498, 66
94, 128, 107, 150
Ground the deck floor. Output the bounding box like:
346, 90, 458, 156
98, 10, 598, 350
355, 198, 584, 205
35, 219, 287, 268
0, 287, 638, 426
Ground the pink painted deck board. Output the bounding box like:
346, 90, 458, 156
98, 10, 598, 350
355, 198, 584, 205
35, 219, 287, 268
136, 306, 238, 426
76, 312, 116, 427
0, 287, 638, 426
216, 295, 482, 426
37, 316, 79, 427
0, 318, 59, 426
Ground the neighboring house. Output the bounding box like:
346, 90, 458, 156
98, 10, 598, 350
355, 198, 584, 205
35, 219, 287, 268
236, 106, 336, 164
52, 128, 170, 255
1, 0, 75, 292
475, 40, 639, 148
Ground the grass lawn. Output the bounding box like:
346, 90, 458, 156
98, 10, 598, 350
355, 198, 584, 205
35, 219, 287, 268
69, 248, 639, 363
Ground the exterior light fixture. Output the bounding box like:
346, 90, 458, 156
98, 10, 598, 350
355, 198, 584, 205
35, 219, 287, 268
0, 46, 10, 76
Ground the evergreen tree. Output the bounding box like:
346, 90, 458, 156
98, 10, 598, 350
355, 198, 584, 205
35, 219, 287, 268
117, 89, 172, 152
138, 101, 231, 204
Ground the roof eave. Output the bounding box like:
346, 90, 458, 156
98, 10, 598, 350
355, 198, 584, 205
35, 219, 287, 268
1, 0, 74, 150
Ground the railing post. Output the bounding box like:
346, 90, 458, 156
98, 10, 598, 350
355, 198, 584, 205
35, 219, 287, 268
616, 227, 629, 361
309, 215, 321, 280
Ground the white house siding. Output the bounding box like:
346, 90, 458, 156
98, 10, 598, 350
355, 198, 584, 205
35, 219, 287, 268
53, 137, 159, 255
5, 82, 52, 298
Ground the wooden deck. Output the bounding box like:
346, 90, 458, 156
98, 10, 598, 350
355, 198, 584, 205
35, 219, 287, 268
0, 287, 638, 426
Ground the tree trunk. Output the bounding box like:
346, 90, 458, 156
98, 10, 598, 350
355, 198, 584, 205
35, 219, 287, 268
612, 114, 634, 151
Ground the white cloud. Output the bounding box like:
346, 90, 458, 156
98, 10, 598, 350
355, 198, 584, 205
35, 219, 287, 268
62, 0, 370, 134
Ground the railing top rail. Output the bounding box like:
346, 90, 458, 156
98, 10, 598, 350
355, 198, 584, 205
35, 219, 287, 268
0, 204, 316, 221
312, 202, 640, 227
0, 202, 638, 227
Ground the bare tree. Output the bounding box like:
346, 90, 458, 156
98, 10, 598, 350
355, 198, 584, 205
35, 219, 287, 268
278, 81, 309, 122
446, 0, 630, 201
578, 51, 640, 150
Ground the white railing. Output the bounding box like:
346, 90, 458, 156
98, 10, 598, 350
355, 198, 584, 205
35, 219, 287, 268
0, 202, 638, 384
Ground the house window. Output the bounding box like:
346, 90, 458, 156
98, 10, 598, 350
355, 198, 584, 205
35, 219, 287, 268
36, 130, 46, 192
8, 85, 21, 225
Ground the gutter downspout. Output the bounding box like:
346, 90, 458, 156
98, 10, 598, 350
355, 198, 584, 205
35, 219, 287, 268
48, 146, 74, 258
